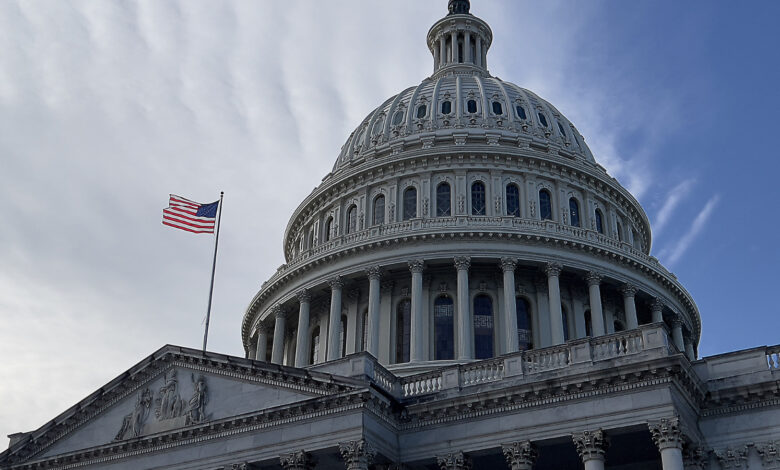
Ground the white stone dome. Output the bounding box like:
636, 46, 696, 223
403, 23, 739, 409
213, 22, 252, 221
334, 76, 596, 173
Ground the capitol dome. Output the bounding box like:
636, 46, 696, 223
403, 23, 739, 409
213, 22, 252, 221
241, 0, 700, 373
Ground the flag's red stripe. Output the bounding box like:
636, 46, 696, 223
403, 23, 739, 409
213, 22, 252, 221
162, 209, 215, 226
169, 195, 200, 209
164, 206, 204, 219
162, 212, 216, 230
163, 220, 214, 233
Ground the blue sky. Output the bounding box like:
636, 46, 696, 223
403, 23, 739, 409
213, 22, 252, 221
0, 0, 778, 443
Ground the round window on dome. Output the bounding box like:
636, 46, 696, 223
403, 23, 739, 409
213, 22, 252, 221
392, 111, 404, 126
492, 101, 503, 115
467, 99, 477, 114
441, 100, 452, 115
416, 105, 427, 119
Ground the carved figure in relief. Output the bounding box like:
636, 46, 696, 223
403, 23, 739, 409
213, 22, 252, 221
156, 370, 185, 420
186, 375, 209, 425
114, 388, 152, 441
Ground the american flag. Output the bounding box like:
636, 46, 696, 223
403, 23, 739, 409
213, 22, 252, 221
162, 194, 219, 234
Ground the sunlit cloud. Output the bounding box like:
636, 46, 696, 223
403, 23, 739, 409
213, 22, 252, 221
660, 195, 720, 266
653, 179, 696, 238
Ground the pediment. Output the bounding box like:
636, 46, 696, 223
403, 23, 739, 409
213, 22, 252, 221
1, 345, 363, 466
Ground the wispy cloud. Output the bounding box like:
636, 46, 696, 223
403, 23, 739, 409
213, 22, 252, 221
653, 179, 696, 238
660, 195, 720, 266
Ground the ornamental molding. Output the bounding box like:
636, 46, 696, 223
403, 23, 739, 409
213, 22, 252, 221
648, 416, 684, 451
500, 257, 518, 272
408, 259, 425, 273
682, 445, 708, 470
366, 265, 382, 280
328, 276, 345, 290
296, 289, 312, 303
338, 439, 375, 470
714, 446, 749, 469
756, 441, 780, 466
585, 270, 602, 286
620, 283, 638, 297
544, 262, 563, 278
572, 429, 608, 462
280, 449, 315, 470
501, 441, 538, 469
453, 256, 471, 271
436, 452, 472, 470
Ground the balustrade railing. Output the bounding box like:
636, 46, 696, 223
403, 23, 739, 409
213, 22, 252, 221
401, 372, 442, 397
461, 358, 504, 386
591, 330, 644, 361
524, 345, 570, 373
767, 346, 780, 371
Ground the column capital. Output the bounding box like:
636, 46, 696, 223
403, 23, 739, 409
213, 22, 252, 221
683, 445, 709, 470
230, 463, 248, 470
670, 313, 683, 328
280, 450, 314, 470
501, 441, 538, 469
648, 416, 684, 451
272, 305, 287, 319
544, 261, 563, 278
756, 441, 780, 467
328, 276, 344, 290
572, 429, 608, 462
339, 439, 375, 470
585, 270, 602, 286
296, 289, 311, 303
714, 446, 749, 469
253, 321, 269, 335
500, 257, 518, 272
408, 259, 425, 274
620, 283, 638, 297
366, 265, 382, 280
454, 256, 471, 271
436, 452, 472, 470
381, 279, 395, 291
650, 297, 665, 313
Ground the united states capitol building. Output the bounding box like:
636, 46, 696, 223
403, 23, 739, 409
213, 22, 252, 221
2, 2, 778, 469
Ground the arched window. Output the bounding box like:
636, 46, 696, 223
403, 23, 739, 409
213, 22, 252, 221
569, 198, 580, 227
339, 315, 347, 358
595, 209, 604, 234
416, 104, 427, 119
537, 112, 549, 128
306, 228, 314, 249
373, 195, 385, 226
516, 297, 533, 351
506, 184, 520, 216
403, 187, 417, 220
562, 305, 570, 341
346, 205, 357, 234
434, 296, 455, 360
392, 110, 404, 126
557, 121, 567, 137
467, 99, 477, 114
441, 100, 452, 115
492, 101, 503, 115
361, 309, 369, 351
539, 189, 552, 220
436, 183, 451, 217
516, 105, 527, 120
395, 299, 411, 363
310, 331, 320, 364
474, 295, 494, 359
616, 221, 624, 241
324, 216, 334, 242
584, 310, 593, 337
471, 181, 486, 215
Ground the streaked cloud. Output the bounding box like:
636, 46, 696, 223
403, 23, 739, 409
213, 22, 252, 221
653, 179, 696, 238
660, 195, 720, 266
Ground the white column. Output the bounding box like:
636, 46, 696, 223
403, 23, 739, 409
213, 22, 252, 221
475, 36, 482, 67
365, 266, 382, 359
271, 306, 287, 365
450, 31, 457, 62
439, 38, 447, 67
501, 257, 519, 354
433, 39, 440, 71
586, 271, 606, 336
409, 260, 425, 362
651, 297, 665, 323
649, 417, 685, 470
327, 276, 344, 361
464, 31, 472, 64
684, 337, 696, 361
573, 430, 608, 470
317, 314, 328, 364
545, 262, 565, 345
455, 256, 472, 360
671, 315, 685, 353
621, 284, 639, 329
295, 289, 311, 368
255, 324, 268, 362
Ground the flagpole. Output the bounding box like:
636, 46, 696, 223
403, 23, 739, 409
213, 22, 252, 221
202, 191, 224, 353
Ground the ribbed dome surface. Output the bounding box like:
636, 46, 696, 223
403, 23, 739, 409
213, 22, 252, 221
334, 74, 595, 172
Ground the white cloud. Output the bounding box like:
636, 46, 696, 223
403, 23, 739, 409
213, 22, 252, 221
652, 179, 696, 238
661, 195, 720, 266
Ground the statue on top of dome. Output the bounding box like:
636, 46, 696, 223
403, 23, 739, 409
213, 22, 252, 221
448, 0, 470, 15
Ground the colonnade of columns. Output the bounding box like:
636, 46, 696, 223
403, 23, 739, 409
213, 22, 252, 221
251, 257, 695, 367
432, 29, 487, 71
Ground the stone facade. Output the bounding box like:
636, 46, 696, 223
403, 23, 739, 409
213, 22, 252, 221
2, 1, 778, 469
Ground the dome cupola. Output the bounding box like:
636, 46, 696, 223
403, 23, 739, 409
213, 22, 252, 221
428, 0, 492, 76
